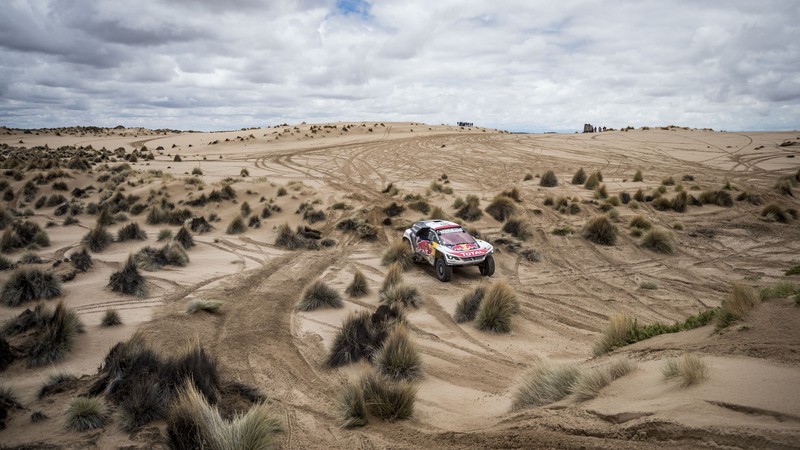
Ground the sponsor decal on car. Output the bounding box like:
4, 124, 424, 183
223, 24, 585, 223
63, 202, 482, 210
452, 249, 488, 258
452, 243, 478, 251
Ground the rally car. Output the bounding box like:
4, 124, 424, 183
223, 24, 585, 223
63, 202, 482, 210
402, 220, 494, 282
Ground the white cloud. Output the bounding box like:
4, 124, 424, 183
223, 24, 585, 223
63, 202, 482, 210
0, 0, 799, 131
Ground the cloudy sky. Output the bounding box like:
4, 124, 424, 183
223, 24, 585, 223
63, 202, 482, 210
1, 0, 799, 132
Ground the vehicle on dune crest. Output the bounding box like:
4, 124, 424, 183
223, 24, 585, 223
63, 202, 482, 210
403, 220, 494, 282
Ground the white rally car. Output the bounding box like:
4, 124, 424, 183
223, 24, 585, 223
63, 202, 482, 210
402, 220, 494, 282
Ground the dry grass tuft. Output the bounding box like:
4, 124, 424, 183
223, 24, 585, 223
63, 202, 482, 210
455, 195, 483, 221
639, 227, 675, 254
453, 284, 487, 323
186, 299, 224, 314
475, 280, 517, 333
64, 396, 109, 431
502, 215, 533, 240
297, 280, 343, 311
584, 171, 602, 190
356, 371, 417, 422
715, 282, 759, 329
582, 215, 618, 246
382, 240, 413, 269
380, 282, 422, 308
109, 255, 148, 297
1, 267, 62, 306
485, 195, 517, 222
101, 309, 122, 327
662, 353, 708, 387
381, 262, 404, 293
82, 224, 113, 252
512, 360, 581, 410
571, 168, 587, 185
345, 270, 369, 297
573, 359, 637, 401
373, 324, 422, 381
592, 312, 636, 356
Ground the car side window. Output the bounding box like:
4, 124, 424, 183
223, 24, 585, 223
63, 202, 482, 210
429, 231, 439, 243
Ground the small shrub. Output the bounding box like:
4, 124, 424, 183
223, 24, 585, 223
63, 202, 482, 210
523, 173, 533, 181
157, 229, 173, 242
346, 270, 369, 297
82, 224, 113, 252
381, 262, 404, 293
550, 224, 574, 236
485, 195, 517, 222
786, 265, 800, 276
761, 202, 790, 223
429, 206, 446, 220
337, 381, 368, 428
502, 215, 533, 240
629, 214, 652, 230
672, 191, 689, 212
594, 184, 608, 199
760, 281, 797, 300
639, 281, 659, 290
407, 199, 430, 214
582, 215, 617, 246
191, 167, 203, 175
584, 171, 602, 190
573, 358, 636, 401
382, 240, 413, 269
186, 299, 224, 314
64, 396, 109, 431
662, 353, 708, 387
455, 195, 482, 221
454, 284, 487, 323
240, 168, 249, 177
175, 226, 194, 249
662, 176, 675, 186
109, 256, 148, 297
475, 281, 517, 333
633, 170, 643, 182
101, 309, 122, 327
373, 324, 422, 381
240, 201, 251, 217
698, 190, 733, 207
27, 301, 84, 367
1, 267, 62, 306
380, 282, 422, 308
640, 227, 675, 254
592, 312, 636, 356
226, 215, 246, 234
652, 196, 671, 211
540, 171, 558, 187
571, 168, 587, 185
39, 370, 78, 399
70, 247, 92, 272
715, 283, 759, 330
116, 222, 146, 241
633, 188, 645, 202
297, 280, 343, 311
357, 371, 416, 421
512, 360, 581, 410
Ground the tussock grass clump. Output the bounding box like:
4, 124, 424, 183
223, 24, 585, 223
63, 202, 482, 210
629, 214, 652, 230
346, 270, 369, 297
408, 199, 431, 214
573, 358, 637, 401
297, 280, 343, 311
82, 224, 113, 252
502, 215, 533, 240
26, 301, 84, 367
715, 282, 759, 330
327, 311, 374, 367
175, 226, 194, 249
698, 190, 733, 207
633, 169, 643, 182
455, 194, 483, 221
475, 280, 517, 333
639, 227, 675, 254
760, 280, 797, 301
373, 324, 422, 381
70, 247, 92, 272
584, 171, 602, 190
357, 371, 417, 422
671, 191, 689, 212
594, 184, 608, 199
485, 195, 517, 222
1, 267, 62, 306
592, 312, 636, 356
453, 284, 487, 323
429, 205, 446, 220
381, 262, 404, 293
0, 255, 12, 271
382, 240, 413, 269
761, 202, 791, 223
571, 168, 587, 185
157, 229, 173, 242
380, 282, 422, 308
186, 299, 224, 314
64, 396, 110, 431
109, 256, 148, 297
39, 370, 78, 399
101, 309, 122, 327
550, 224, 574, 236
787, 265, 800, 276
167, 382, 281, 450
226, 214, 247, 234
651, 196, 671, 210
582, 215, 617, 246
662, 353, 708, 387
640, 281, 659, 290
337, 381, 368, 428
116, 222, 146, 242
500, 187, 522, 202
512, 360, 581, 410
383, 202, 405, 217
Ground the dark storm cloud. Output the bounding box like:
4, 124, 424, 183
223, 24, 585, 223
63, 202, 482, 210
0, 0, 798, 131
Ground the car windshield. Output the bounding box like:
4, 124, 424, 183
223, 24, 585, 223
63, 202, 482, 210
437, 229, 476, 246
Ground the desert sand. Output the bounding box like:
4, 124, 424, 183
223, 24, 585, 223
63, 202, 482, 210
1, 122, 799, 448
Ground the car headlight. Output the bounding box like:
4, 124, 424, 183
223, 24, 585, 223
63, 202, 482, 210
445, 254, 458, 261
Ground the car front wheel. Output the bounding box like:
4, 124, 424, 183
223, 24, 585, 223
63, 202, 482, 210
435, 258, 452, 282
479, 255, 495, 277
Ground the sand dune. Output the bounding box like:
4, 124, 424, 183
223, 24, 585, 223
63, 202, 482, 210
1, 123, 799, 448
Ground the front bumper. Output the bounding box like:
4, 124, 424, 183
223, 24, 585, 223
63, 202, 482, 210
443, 253, 490, 266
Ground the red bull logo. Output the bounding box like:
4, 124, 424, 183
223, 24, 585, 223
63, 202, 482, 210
418, 240, 432, 255
452, 243, 478, 251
